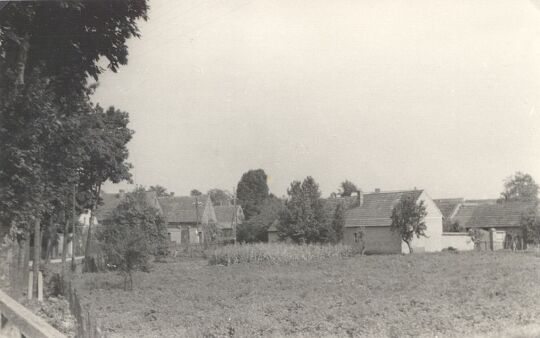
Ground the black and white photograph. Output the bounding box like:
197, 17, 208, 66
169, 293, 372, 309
0, 0, 540, 337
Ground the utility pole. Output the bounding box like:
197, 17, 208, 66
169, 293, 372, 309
194, 196, 200, 243
232, 187, 237, 245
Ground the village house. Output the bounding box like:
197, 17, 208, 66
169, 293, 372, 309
158, 194, 243, 244
158, 195, 213, 244
92, 189, 162, 225
214, 205, 244, 243
445, 199, 537, 248
433, 198, 463, 228
344, 189, 444, 254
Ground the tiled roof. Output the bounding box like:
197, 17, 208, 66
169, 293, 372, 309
345, 190, 423, 227
214, 205, 243, 229
451, 204, 477, 226
433, 198, 463, 219
95, 191, 158, 222
323, 196, 358, 214
158, 195, 210, 224
458, 201, 536, 228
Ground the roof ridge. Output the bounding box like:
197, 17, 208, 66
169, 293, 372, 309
364, 189, 423, 195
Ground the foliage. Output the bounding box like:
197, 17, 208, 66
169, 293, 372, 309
277, 176, 331, 243
237, 195, 284, 243
190, 189, 202, 197
149, 185, 171, 197
520, 206, 540, 245
500, 172, 539, 202
208, 243, 355, 265
443, 220, 465, 233
0, 1, 143, 282
236, 169, 269, 220
330, 203, 346, 243
390, 195, 427, 253
97, 188, 168, 290
0, 1, 148, 94
338, 180, 358, 197
208, 188, 232, 206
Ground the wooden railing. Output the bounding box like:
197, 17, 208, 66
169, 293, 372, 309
0, 289, 66, 338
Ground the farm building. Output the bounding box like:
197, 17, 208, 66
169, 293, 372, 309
433, 198, 463, 230
447, 199, 537, 247
344, 190, 444, 254
158, 195, 214, 244
94, 190, 162, 225
214, 205, 244, 243
159, 195, 243, 244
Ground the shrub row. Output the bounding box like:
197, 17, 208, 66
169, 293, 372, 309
208, 243, 356, 265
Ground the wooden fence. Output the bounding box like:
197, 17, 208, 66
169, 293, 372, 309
0, 289, 66, 338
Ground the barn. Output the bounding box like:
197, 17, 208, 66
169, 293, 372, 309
344, 190, 443, 254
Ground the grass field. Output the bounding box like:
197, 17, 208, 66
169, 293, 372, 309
72, 250, 540, 337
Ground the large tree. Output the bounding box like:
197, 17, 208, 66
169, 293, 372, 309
79, 105, 133, 272
277, 176, 329, 243
520, 206, 540, 247
0, 1, 148, 94
208, 188, 232, 206
236, 169, 269, 220
500, 172, 539, 202
237, 195, 284, 243
338, 180, 358, 197
149, 185, 170, 197
0, 1, 145, 291
190, 189, 202, 197
390, 195, 427, 253
330, 203, 346, 243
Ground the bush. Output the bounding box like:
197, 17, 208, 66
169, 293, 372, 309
97, 188, 167, 290
208, 243, 355, 265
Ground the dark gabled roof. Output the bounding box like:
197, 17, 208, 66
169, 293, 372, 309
95, 191, 159, 222
95, 193, 123, 221
433, 198, 463, 219
214, 205, 244, 229
323, 196, 358, 214
158, 195, 209, 224
464, 199, 497, 205
451, 204, 477, 226
459, 201, 536, 228
345, 190, 423, 227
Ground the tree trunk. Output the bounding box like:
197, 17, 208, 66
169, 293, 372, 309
44, 216, 53, 264
406, 241, 413, 254
14, 32, 31, 87
61, 207, 69, 273
21, 231, 30, 296
32, 219, 40, 299
71, 183, 77, 271
84, 183, 101, 273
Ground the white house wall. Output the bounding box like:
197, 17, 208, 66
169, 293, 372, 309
407, 191, 443, 253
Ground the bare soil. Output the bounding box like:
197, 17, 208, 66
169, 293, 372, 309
72, 250, 540, 337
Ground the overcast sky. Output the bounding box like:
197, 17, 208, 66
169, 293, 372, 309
96, 0, 540, 199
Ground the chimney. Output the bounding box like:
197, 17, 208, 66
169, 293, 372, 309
375, 188, 381, 193
356, 190, 364, 206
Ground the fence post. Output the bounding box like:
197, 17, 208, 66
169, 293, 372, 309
37, 271, 43, 302
489, 228, 495, 251
28, 271, 33, 300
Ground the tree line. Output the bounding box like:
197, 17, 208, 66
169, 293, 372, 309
0, 1, 148, 296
